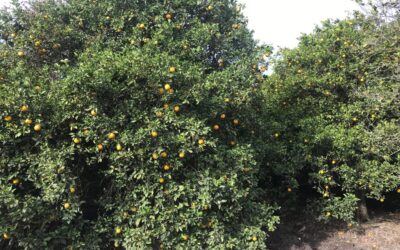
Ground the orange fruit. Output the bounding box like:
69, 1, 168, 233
198, 138, 205, 145
397, 188, 400, 193
174, 105, 180, 112
73, 138, 81, 144
17, 51, 25, 57
164, 84, 171, 90
151, 131, 158, 138
12, 178, 20, 185
152, 153, 159, 160
3, 233, 10, 240
20, 105, 29, 112
115, 227, 122, 234
24, 118, 33, 125
69, 187, 76, 193
163, 164, 171, 171
207, 5, 213, 11
97, 144, 104, 151
90, 110, 97, 116
138, 23, 145, 29
165, 13, 172, 20
252, 236, 257, 241
287, 187, 292, 192
179, 152, 185, 159
160, 151, 168, 158
34, 123, 42, 132
213, 124, 220, 131
116, 144, 123, 151
331, 160, 337, 165
233, 119, 240, 125
169, 67, 176, 73
220, 114, 226, 119
156, 111, 163, 118
52, 43, 61, 49
4, 115, 12, 122
181, 234, 189, 241
34, 40, 41, 47
64, 202, 71, 209
108, 132, 116, 140
158, 88, 165, 95
159, 177, 165, 184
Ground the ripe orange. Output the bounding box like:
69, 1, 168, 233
17, 51, 25, 57
158, 88, 165, 95
181, 234, 189, 241
165, 13, 172, 20
20, 105, 29, 112
90, 110, 97, 116
160, 151, 168, 158
152, 153, 159, 160
138, 23, 145, 29
397, 188, 400, 193
169, 67, 176, 73
116, 144, 123, 151
252, 236, 257, 241
73, 138, 81, 144
198, 138, 205, 145
287, 187, 292, 192
213, 124, 220, 131
34, 123, 42, 132
97, 144, 104, 151
233, 119, 240, 125
207, 5, 213, 11
159, 177, 165, 184
64, 202, 71, 209
164, 84, 171, 91
52, 43, 61, 49
108, 132, 116, 140
115, 227, 122, 234
3, 233, 10, 240
24, 118, 33, 125
156, 111, 163, 118
12, 178, 20, 185
69, 187, 76, 193
179, 152, 185, 159
331, 160, 337, 165
163, 164, 171, 171
274, 133, 279, 138
34, 40, 41, 47
4, 115, 12, 122
220, 114, 226, 119
174, 105, 180, 112
229, 140, 236, 146
151, 131, 158, 138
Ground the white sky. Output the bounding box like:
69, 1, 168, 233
238, 0, 360, 48
0, 0, 360, 48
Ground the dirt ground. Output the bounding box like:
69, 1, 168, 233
268, 212, 400, 250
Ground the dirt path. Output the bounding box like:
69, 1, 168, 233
268, 212, 400, 250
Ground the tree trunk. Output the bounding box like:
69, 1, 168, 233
357, 190, 370, 222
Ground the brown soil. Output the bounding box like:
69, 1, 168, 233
268, 212, 400, 250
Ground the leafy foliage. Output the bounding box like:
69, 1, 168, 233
262, 1, 400, 223
0, 0, 278, 249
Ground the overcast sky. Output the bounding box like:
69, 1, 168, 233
238, 0, 360, 48
0, 0, 360, 48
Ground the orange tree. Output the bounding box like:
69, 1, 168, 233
0, 0, 278, 249
261, 1, 399, 223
